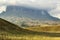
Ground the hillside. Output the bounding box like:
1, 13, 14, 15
0, 6, 60, 28
0, 18, 60, 40
0, 18, 36, 35
0, 6, 60, 21
0, 18, 60, 36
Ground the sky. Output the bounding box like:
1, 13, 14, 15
0, 0, 60, 18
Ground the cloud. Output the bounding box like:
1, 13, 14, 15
0, 6, 6, 13
50, 2, 60, 18
0, 0, 60, 18
0, 0, 57, 9
0, 0, 57, 13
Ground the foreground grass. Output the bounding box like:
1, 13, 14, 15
1, 25, 60, 40
1, 34, 60, 40
0, 18, 60, 40
0, 31, 60, 40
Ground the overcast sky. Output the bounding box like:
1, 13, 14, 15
0, 0, 60, 18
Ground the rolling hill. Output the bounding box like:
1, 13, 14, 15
0, 18, 36, 34
0, 18, 60, 40
0, 18, 60, 37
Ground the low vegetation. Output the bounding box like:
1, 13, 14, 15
26, 25, 60, 33
0, 18, 60, 40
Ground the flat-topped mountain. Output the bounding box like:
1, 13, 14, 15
0, 6, 60, 21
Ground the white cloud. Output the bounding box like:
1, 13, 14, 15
50, 3, 60, 19
0, 0, 60, 18
0, 6, 6, 13
0, 0, 57, 9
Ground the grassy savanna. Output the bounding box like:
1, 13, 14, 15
1, 31, 60, 40
0, 18, 60, 40
26, 25, 60, 33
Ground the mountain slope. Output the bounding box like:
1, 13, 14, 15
0, 6, 60, 21
0, 6, 60, 27
0, 18, 36, 34
0, 18, 60, 37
